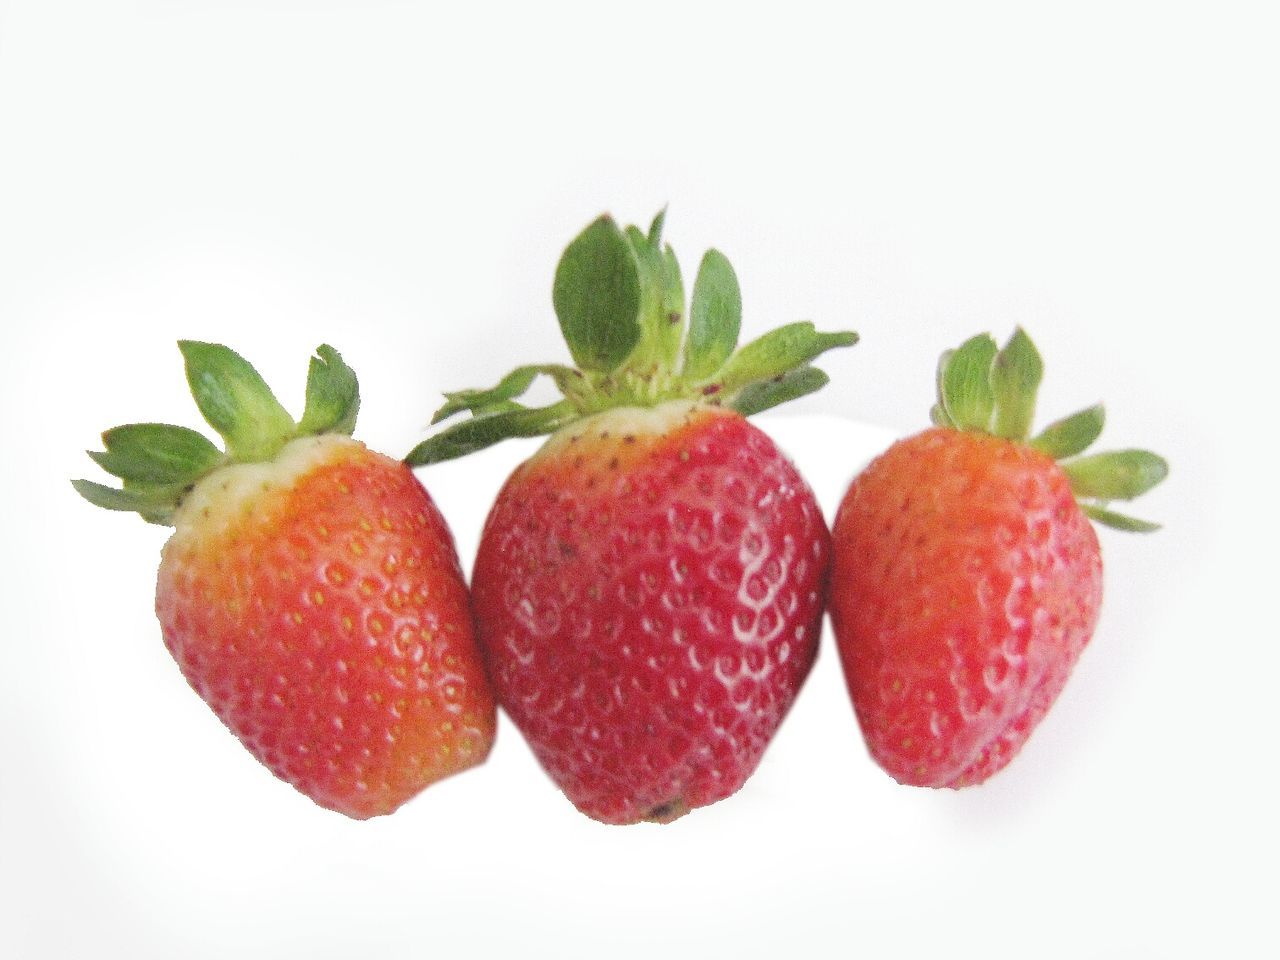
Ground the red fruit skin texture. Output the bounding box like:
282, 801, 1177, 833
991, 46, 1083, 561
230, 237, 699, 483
472, 403, 829, 824
155, 436, 496, 819
830, 428, 1103, 788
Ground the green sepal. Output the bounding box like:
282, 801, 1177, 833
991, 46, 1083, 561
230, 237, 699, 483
661, 246, 685, 337
298, 345, 360, 437
122, 476, 194, 524
931, 350, 957, 428
1062, 449, 1169, 501
683, 249, 742, 382
990, 327, 1043, 441
1081, 503, 1162, 533
551, 215, 643, 373
714, 322, 858, 395
647, 207, 667, 247
928, 327, 1166, 534
431, 364, 581, 424
411, 210, 857, 466
72, 479, 179, 525
938, 334, 998, 433
179, 340, 296, 462
624, 225, 685, 370
730, 366, 829, 417
405, 401, 577, 466
88, 423, 223, 486
80, 342, 364, 526
1030, 404, 1106, 459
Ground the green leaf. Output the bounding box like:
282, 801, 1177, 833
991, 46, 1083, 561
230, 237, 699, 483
1081, 503, 1162, 533
931, 350, 958, 428
430, 364, 581, 424
298, 344, 360, 436
625, 225, 684, 369
178, 341, 296, 462
89, 423, 222, 486
991, 327, 1043, 441
1030, 404, 1106, 459
715, 322, 858, 394
940, 334, 998, 433
551, 215, 642, 372
405, 401, 578, 466
624, 224, 650, 254
648, 207, 668, 247
72, 478, 178, 524
730, 366, 830, 417
660, 244, 685, 340
1062, 449, 1169, 501
683, 249, 742, 382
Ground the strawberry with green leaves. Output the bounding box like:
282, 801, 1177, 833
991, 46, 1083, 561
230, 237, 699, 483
830, 329, 1167, 788
76, 344, 495, 818
408, 211, 856, 823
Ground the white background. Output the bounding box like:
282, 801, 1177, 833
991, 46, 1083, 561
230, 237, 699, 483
1, 1, 1276, 957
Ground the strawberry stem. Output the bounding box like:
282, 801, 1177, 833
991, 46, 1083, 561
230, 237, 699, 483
75, 344, 362, 525
932, 328, 1168, 533
406, 210, 859, 466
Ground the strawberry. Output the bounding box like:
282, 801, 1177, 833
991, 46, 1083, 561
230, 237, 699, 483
830, 329, 1167, 788
75, 343, 495, 818
407, 211, 857, 823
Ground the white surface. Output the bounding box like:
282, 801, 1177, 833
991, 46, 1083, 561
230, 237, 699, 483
1, 2, 1275, 958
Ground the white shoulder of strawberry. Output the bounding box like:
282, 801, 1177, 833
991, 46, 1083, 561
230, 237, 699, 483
404, 210, 859, 466
931, 328, 1169, 532
74, 342, 361, 525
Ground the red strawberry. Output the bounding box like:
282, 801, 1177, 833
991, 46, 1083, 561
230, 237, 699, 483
408, 211, 856, 823
830, 329, 1167, 788
76, 343, 495, 818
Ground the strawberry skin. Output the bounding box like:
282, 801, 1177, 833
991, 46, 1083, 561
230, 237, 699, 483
828, 328, 1165, 788
831, 428, 1102, 787
77, 343, 498, 818
409, 210, 857, 821
471, 401, 828, 823
156, 435, 495, 818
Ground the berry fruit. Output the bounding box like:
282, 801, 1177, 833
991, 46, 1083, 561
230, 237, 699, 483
76, 343, 495, 818
830, 329, 1167, 787
409, 211, 856, 822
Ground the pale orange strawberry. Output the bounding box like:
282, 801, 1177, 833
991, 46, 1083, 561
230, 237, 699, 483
830, 329, 1166, 787
76, 343, 495, 818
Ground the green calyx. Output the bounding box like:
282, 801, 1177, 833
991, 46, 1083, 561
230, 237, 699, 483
405, 210, 858, 466
74, 343, 360, 525
931, 328, 1168, 533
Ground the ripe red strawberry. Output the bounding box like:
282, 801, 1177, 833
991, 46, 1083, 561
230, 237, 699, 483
76, 343, 495, 818
830, 329, 1167, 788
408, 211, 856, 823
